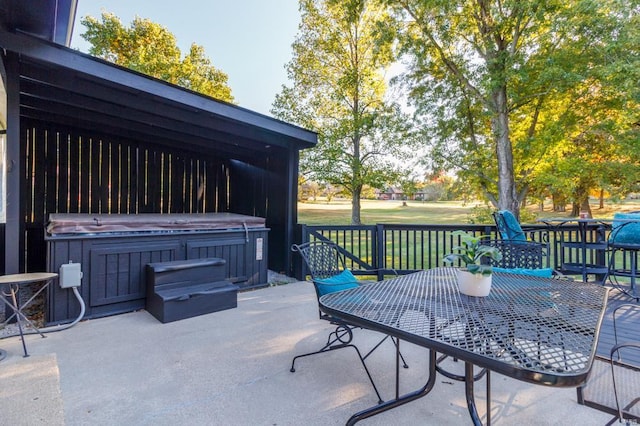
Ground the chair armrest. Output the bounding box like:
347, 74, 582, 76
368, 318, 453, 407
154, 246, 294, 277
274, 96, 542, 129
521, 227, 550, 244
551, 271, 574, 281
610, 342, 640, 370
613, 304, 640, 346
609, 341, 640, 423
352, 268, 399, 282
611, 342, 640, 357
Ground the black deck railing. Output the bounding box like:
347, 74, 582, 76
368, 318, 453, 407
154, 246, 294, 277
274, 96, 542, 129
297, 222, 607, 281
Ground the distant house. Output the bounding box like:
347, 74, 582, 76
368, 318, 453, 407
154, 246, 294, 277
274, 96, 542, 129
414, 190, 426, 201
377, 187, 404, 200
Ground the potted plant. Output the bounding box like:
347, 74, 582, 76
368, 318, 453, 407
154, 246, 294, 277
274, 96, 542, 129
444, 231, 503, 297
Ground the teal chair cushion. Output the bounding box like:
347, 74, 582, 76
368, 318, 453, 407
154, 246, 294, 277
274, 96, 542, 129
610, 212, 640, 245
497, 210, 527, 241
493, 267, 553, 278
315, 269, 359, 296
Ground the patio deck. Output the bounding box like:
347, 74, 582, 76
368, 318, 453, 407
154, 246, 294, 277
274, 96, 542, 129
0, 280, 623, 425
595, 288, 640, 364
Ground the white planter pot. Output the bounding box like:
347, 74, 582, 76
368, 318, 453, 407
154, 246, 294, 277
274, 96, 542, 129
457, 269, 492, 297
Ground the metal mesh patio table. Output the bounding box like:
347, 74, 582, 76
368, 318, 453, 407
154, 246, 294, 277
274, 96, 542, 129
319, 267, 609, 425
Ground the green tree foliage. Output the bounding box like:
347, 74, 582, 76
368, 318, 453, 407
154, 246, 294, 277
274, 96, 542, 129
81, 13, 234, 102
272, 0, 417, 225
398, 176, 418, 200
525, 1, 640, 214
544, 5, 636, 209
386, 0, 640, 218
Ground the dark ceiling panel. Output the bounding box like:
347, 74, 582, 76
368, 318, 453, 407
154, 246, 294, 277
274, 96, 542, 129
0, 29, 316, 147
0, 0, 76, 45
0, 29, 316, 151
19, 90, 277, 155
19, 102, 269, 163
19, 62, 299, 151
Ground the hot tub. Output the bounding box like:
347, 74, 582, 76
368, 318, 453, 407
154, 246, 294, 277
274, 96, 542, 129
45, 213, 268, 324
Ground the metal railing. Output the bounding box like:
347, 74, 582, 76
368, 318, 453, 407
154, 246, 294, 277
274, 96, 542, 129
297, 223, 608, 281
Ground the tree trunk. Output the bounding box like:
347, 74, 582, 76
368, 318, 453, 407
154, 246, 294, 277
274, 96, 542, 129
493, 86, 520, 219
571, 199, 592, 217
552, 193, 567, 212
571, 202, 580, 216
581, 198, 592, 217
351, 186, 362, 225
599, 189, 604, 209
572, 181, 592, 217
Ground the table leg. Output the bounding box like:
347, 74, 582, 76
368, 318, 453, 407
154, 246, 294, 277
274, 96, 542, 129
12, 283, 48, 338
465, 362, 486, 426
8, 286, 29, 357
486, 369, 491, 425
346, 349, 438, 426
395, 338, 400, 400
2, 283, 48, 339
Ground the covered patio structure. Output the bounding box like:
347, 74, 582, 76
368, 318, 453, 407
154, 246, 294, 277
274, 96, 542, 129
0, 1, 316, 320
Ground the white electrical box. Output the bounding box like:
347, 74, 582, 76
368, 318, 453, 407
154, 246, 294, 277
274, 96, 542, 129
256, 238, 263, 261
59, 262, 83, 288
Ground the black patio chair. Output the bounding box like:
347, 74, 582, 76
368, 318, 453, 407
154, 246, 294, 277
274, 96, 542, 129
484, 239, 549, 270
610, 304, 640, 423
290, 241, 408, 404
604, 212, 640, 301
492, 210, 550, 269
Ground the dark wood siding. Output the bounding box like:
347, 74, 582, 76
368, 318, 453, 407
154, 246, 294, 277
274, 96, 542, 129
21, 118, 290, 273
23, 119, 232, 222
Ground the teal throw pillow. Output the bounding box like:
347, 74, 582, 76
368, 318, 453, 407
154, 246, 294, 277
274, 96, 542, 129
493, 267, 553, 278
498, 210, 527, 241
315, 269, 359, 296
610, 213, 640, 245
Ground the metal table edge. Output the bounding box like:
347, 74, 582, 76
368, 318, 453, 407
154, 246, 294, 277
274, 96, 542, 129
319, 273, 610, 389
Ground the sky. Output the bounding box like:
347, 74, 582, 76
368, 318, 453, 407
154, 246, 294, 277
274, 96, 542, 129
71, 0, 301, 116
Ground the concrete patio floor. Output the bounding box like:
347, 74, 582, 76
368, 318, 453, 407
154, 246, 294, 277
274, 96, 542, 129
0, 281, 616, 425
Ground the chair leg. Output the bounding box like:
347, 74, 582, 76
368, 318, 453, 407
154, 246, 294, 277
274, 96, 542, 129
610, 345, 640, 424
361, 335, 409, 369
290, 324, 353, 372
392, 337, 410, 369
290, 324, 384, 404
603, 248, 614, 286
631, 253, 637, 300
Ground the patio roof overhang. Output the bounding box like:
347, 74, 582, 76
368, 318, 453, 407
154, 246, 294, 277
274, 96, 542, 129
0, 0, 77, 46
0, 29, 317, 163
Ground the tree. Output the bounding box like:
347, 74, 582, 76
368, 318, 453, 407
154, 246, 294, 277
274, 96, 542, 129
81, 12, 234, 102
524, 1, 640, 214
272, 0, 416, 225
398, 175, 418, 200
324, 184, 342, 202
386, 0, 640, 218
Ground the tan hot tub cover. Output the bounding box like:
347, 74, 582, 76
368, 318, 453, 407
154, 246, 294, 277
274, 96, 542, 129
47, 213, 266, 235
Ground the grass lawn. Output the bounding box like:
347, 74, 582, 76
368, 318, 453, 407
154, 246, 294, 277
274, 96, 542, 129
298, 199, 640, 225
298, 200, 471, 225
